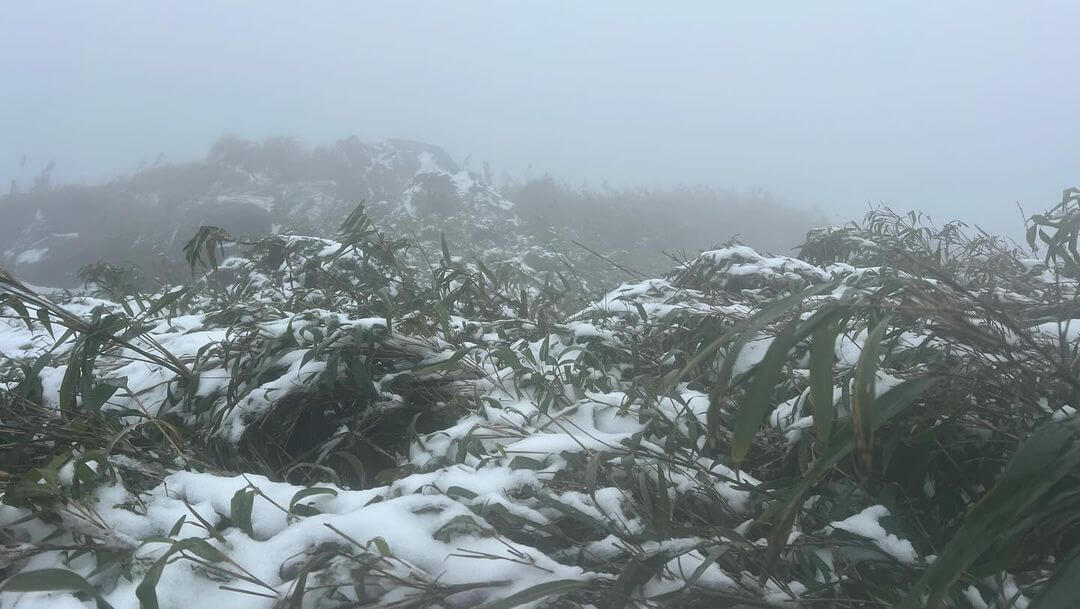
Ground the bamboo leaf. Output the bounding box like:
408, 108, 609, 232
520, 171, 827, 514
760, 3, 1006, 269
2, 568, 98, 596
706, 333, 747, 449
440, 232, 451, 265
136, 553, 169, 609
852, 315, 892, 481
82, 382, 121, 414
899, 415, 1080, 609
731, 320, 798, 466
58, 354, 82, 415
478, 579, 589, 609
7, 297, 33, 330
810, 319, 839, 444
766, 377, 939, 560
36, 306, 53, 337
176, 537, 228, 563
143, 287, 188, 318
289, 487, 338, 516
230, 487, 256, 537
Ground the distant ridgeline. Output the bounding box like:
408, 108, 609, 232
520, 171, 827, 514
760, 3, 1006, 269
0, 136, 821, 288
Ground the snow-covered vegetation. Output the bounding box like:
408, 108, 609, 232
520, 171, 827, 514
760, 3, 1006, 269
3, 182, 1080, 608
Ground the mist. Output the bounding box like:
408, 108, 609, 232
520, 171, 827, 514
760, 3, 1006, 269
4, 1, 1079, 237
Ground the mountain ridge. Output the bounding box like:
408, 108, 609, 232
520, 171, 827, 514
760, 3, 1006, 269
1, 135, 820, 289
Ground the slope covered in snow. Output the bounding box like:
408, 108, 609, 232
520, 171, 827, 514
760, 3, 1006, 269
2, 190, 1080, 607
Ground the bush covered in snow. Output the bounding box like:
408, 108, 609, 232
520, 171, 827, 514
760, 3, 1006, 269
3, 189, 1080, 608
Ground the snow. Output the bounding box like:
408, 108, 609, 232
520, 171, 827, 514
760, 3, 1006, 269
835, 328, 867, 367
1034, 319, 1080, 343
0, 317, 49, 361
504, 431, 635, 457
963, 585, 990, 609
826, 505, 918, 563
643, 548, 740, 598
733, 336, 775, 376
683, 246, 830, 289
415, 150, 441, 174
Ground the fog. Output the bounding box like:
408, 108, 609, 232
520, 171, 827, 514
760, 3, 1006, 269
3, 1, 1079, 236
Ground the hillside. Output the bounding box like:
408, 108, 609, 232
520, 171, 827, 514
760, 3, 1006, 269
0, 136, 821, 289
2, 187, 1080, 607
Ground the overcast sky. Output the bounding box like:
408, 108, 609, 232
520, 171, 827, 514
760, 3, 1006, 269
2, 1, 1078, 236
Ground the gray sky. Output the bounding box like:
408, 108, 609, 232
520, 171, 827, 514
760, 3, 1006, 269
2, 1, 1078, 236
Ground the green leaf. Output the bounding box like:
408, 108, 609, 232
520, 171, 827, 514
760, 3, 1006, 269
134, 537, 226, 609
370, 536, 392, 556
230, 487, 256, 537
446, 485, 479, 500
136, 554, 168, 609
58, 356, 81, 415
168, 516, 186, 537
766, 377, 939, 559
508, 456, 545, 470
476, 259, 499, 285
899, 415, 1080, 609
730, 320, 798, 466
706, 332, 749, 449
478, 579, 590, 609
852, 315, 891, 480
82, 382, 121, 414
288, 565, 310, 609
36, 306, 54, 337
440, 232, 452, 265
2, 568, 97, 595
175, 537, 227, 563
655, 466, 672, 536
7, 297, 33, 330
143, 287, 188, 318
288, 487, 338, 516
809, 320, 839, 444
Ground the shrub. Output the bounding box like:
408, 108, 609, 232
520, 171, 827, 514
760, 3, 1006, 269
2, 192, 1080, 608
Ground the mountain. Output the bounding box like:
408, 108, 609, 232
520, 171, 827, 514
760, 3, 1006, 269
0, 136, 822, 290
0, 136, 515, 286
